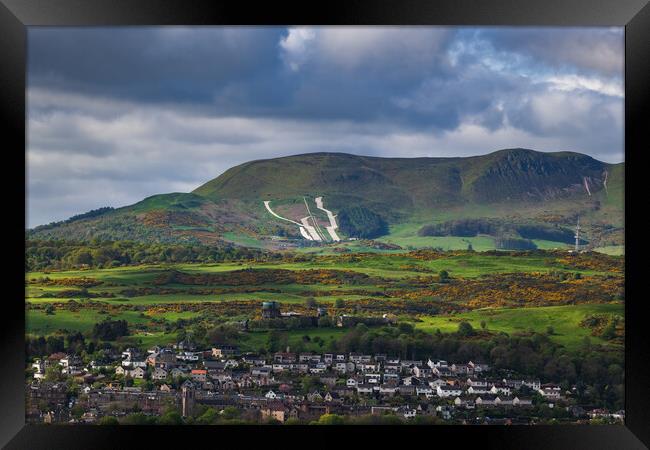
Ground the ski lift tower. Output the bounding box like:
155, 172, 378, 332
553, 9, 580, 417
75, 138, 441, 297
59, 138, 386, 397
574, 218, 581, 252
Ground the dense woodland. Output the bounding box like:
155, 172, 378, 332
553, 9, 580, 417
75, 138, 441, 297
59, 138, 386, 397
337, 206, 388, 239
418, 219, 582, 245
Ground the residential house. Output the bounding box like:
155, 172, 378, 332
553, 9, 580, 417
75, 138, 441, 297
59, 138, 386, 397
490, 383, 512, 396
428, 378, 447, 388
307, 391, 323, 402
513, 397, 533, 407
190, 369, 207, 382
261, 402, 288, 422
476, 394, 498, 406
265, 390, 279, 400
364, 373, 381, 384
324, 392, 341, 403
131, 367, 146, 379
170, 367, 186, 378
398, 385, 416, 396
538, 385, 562, 399
378, 385, 397, 396
333, 362, 348, 373
413, 366, 432, 378
273, 352, 296, 364
356, 384, 374, 395
31, 359, 46, 379
152, 368, 168, 380
467, 386, 490, 395
251, 367, 271, 377
437, 385, 462, 398
211, 346, 239, 358
241, 354, 266, 366
467, 378, 488, 388
416, 386, 434, 398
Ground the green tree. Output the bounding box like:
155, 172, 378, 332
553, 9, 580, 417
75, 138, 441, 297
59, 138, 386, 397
221, 406, 241, 420
44, 365, 63, 382
457, 321, 475, 337
316, 413, 346, 425
97, 416, 119, 425
438, 270, 449, 282
159, 411, 183, 425
196, 408, 219, 425
335, 299, 345, 309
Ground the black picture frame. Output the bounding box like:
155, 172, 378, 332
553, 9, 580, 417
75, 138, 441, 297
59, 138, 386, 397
1, 0, 648, 448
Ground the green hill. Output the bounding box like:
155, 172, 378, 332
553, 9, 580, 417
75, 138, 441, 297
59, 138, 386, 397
194, 148, 612, 206
28, 149, 624, 249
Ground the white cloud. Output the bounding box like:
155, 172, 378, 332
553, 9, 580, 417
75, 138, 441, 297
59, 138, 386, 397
279, 26, 453, 73
279, 27, 316, 71
544, 74, 623, 98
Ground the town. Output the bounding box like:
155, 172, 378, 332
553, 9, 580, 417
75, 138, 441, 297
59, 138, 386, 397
26, 338, 624, 425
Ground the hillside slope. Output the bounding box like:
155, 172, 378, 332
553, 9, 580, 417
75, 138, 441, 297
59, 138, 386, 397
28, 149, 624, 249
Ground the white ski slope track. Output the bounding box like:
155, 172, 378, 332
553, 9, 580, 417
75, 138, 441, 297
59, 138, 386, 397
303, 197, 326, 241
315, 196, 341, 241
263, 200, 313, 240
299, 227, 314, 240
300, 217, 322, 241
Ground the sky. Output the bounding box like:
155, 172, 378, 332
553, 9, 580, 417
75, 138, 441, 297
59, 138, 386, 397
27, 26, 624, 227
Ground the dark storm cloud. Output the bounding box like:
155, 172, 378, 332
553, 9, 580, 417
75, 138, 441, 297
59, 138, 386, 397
28, 27, 287, 104
27, 27, 624, 227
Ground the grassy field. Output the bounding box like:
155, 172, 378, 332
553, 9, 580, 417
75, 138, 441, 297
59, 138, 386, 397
25, 250, 624, 354
413, 303, 623, 350
27, 251, 620, 288
593, 245, 625, 256
26, 309, 151, 335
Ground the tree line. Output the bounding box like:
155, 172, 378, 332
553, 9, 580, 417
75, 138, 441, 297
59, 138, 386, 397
25, 239, 279, 271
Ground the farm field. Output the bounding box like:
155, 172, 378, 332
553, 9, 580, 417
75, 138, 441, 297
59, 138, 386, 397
25, 249, 624, 353
27, 249, 621, 284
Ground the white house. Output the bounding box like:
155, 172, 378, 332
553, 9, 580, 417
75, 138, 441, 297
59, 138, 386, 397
416, 386, 434, 398
437, 385, 462, 398
467, 386, 490, 395
490, 384, 512, 396
538, 386, 562, 399
428, 378, 447, 388
265, 390, 278, 399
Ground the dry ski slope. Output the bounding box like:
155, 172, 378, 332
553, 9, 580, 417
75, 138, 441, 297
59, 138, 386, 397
263, 197, 340, 242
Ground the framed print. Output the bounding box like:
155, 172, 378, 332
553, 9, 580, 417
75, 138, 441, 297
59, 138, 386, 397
1, 0, 648, 448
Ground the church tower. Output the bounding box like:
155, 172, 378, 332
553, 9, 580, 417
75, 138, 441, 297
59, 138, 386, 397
181, 380, 195, 417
